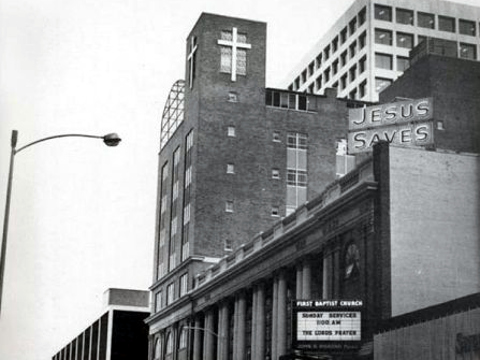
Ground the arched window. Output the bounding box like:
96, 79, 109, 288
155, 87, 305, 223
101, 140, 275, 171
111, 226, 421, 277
165, 332, 173, 355
179, 326, 188, 349
154, 338, 162, 360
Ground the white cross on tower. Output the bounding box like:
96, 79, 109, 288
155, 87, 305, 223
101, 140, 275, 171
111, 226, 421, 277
217, 27, 252, 82
187, 36, 198, 89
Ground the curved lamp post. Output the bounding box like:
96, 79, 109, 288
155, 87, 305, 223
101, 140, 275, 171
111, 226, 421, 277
0, 130, 121, 315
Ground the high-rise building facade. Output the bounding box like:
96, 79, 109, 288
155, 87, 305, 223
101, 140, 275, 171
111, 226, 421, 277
285, 0, 480, 101
148, 12, 366, 333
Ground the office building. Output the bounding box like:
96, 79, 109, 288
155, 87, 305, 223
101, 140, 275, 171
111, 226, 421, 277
52, 289, 150, 360
285, 0, 480, 101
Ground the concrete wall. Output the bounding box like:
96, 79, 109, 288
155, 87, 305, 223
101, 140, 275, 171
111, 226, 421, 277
389, 146, 480, 316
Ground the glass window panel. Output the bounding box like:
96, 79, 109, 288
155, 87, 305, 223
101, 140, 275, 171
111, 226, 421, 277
459, 19, 476, 36
396, 8, 414, 25
220, 47, 232, 73
375, 28, 393, 45
358, 7, 366, 26
418, 12, 435, 29
439, 15, 455, 33
375, 77, 393, 93
396, 56, 410, 72
375, 53, 393, 70
460, 43, 477, 60
374, 5, 392, 21
397, 32, 414, 49
237, 49, 247, 75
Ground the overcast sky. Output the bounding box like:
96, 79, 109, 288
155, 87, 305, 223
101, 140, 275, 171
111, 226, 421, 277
0, 0, 478, 359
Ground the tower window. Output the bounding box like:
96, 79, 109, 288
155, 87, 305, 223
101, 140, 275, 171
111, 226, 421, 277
226, 201, 234, 213
273, 131, 281, 142
375, 28, 392, 46
272, 169, 280, 179
224, 239, 233, 251
228, 92, 238, 102
459, 19, 476, 36
271, 206, 280, 217
227, 126, 236, 137
227, 163, 235, 174
396, 8, 414, 25
397, 32, 414, 49
439, 16, 456, 33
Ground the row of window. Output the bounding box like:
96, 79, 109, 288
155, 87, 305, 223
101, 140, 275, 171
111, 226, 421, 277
265, 90, 316, 112
374, 3, 478, 36
375, 53, 410, 72
294, 29, 367, 91
155, 273, 189, 312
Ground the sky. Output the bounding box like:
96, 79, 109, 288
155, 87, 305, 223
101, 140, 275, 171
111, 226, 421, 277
0, 0, 478, 359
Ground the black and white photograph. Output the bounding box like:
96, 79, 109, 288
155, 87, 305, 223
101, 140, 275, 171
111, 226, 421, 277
0, 0, 479, 359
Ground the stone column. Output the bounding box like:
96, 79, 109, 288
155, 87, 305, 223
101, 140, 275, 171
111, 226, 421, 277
277, 270, 287, 358
203, 309, 215, 360
296, 263, 303, 299
193, 317, 202, 360
271, 278, 278, 360
251, 289, 257, 360
218, 302, 229, 360
234, 292, 246, 360
302, 259, 312, 299
322, 254, 332, 298
255, 284, 265, 360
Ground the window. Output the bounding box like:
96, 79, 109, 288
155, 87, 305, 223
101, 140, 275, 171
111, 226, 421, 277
374, 4, 392, 22
460, 43, 477, 60
226, 201, 234, 213
273, 131, 281, 142
166, 283, 175, 305
301, 69, 307, 84
459, 19, 476, 36
324, 68, 330, 83
359, 31, 366, 49
271, 206, 279, 217
228, 92, 238, 102
359, 55, 367, 74
154, 338, 162, 360
359, 80, 367, 99
340, 74, 347, 90
227, 163, 234, 174
396, 32, 414, 49
417, 35, 427, 45
316, 53, 322, 69
287, 169, 307, 187
375, 53, 392, 69
324, 45, 330, 60
375, 28, 393, 45
396, 56, 410, 72
349, 17, 357, 35
340, 27, 348, 44
349, 65, 357, 82
180, 273, 188, 296
332, 36, 339, 53
336, 139, 355, 177
308, 61, 315, 76
349, 41, 357, 59
418, 12, 435, 29
179, 327, 188, 349
155, 291, 163, 312
224, 239, 233, 251
332, 60, 339, 75
341, 51, 348, 67
396, 8, 414, 25
166, 333, 173, 355
308, 83, 314, 94
358, 7, 366, 26
349, 88, 357, 100
437, 121, 445, 130
272, 169, 280, 179
287, 132, 307, 149
439, 16, 456, 33
375, 77, 392, 93
219, 30, 248, 77
315, 75, 322, 91
228, 126, 236, 137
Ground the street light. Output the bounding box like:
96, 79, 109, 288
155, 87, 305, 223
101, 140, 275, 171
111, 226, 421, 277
0, 130, 122, 315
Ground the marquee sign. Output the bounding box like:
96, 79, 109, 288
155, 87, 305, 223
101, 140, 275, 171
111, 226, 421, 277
348, 98, 434, 154
292, 300, 363, 352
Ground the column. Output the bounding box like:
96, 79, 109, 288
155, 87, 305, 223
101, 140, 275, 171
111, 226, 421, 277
233, 292, 246, 360
277, 270, 287, 358
271, 278, 278, 360
251, 289, 257, 360
302, 259, 312, 299
203, 309, 215, 360
333, 249, 340, 298
322, 254, 332, 298
295, 263, 303, 299
255, 284, 265, 360
193, 317, 202, 360
217, 302, 229, 360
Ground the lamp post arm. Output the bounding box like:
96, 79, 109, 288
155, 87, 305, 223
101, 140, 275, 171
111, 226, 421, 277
15, 134, 104, 154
